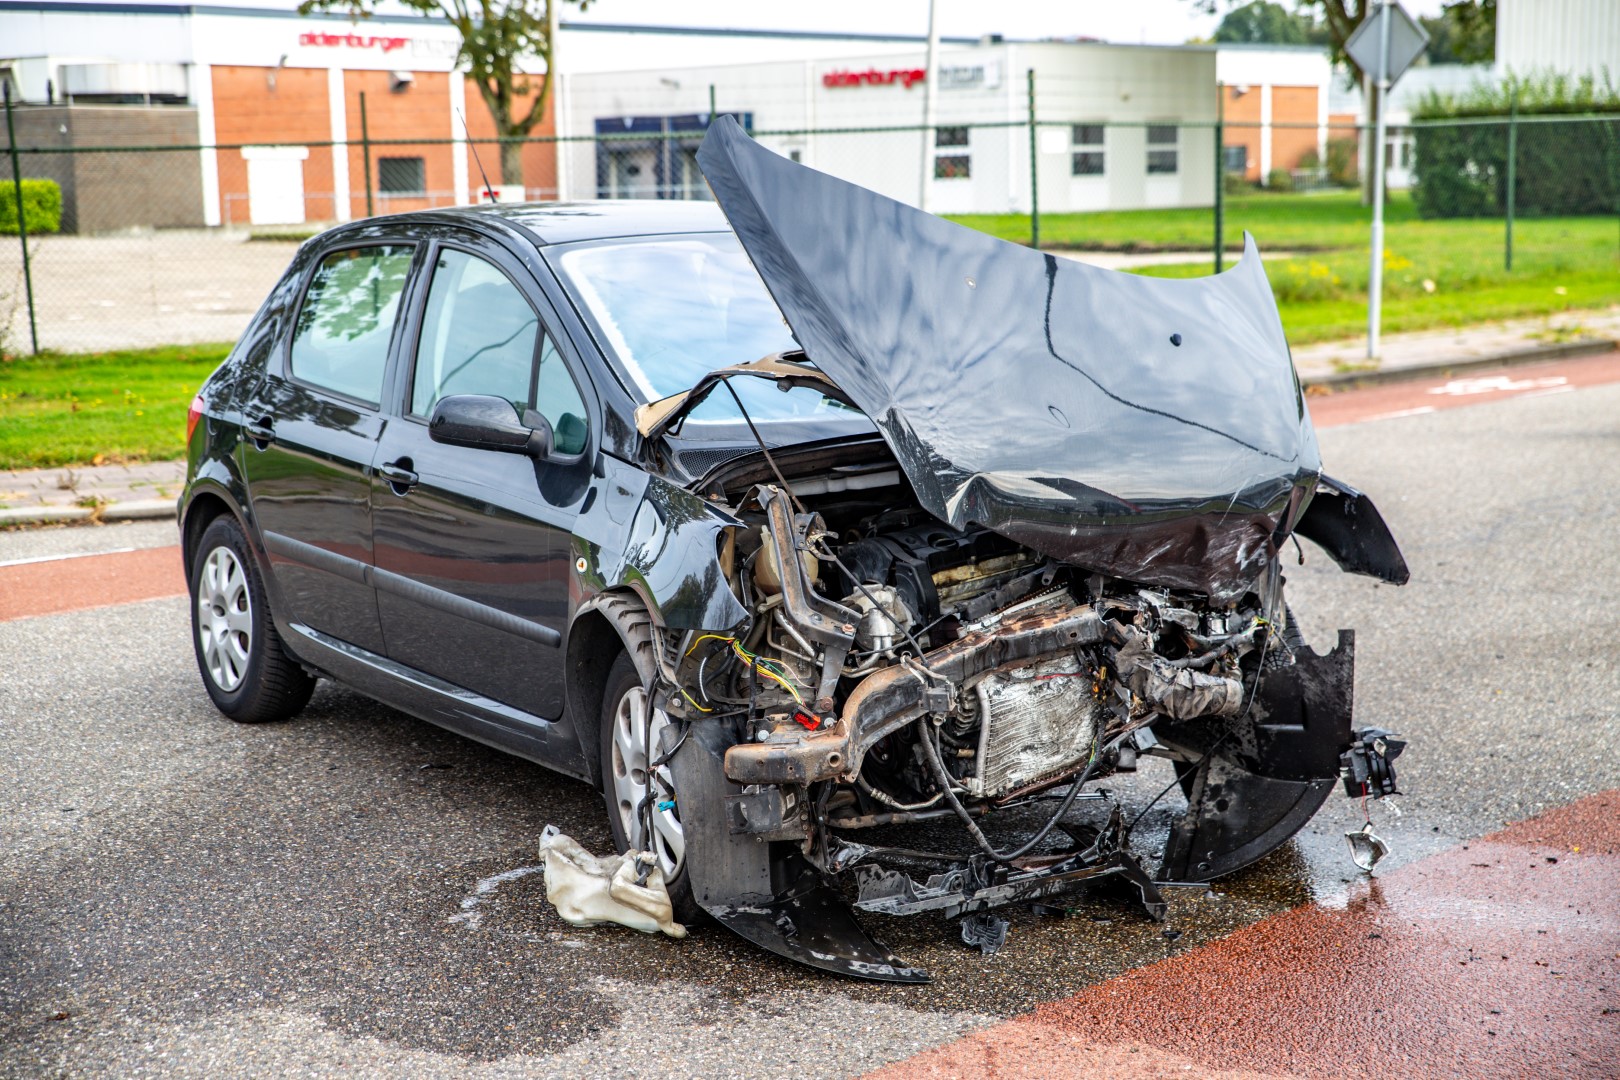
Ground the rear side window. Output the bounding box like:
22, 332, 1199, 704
411, 248, 590, 456
290, 246, 414, 405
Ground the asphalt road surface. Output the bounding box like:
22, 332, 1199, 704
2, 361, 1617, 1078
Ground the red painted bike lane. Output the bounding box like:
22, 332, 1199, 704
871, 792, 1620, 1079
0, 546, 185, 622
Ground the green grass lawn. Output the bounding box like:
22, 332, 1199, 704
4, 191, 1619, 470
0, 343, 230, 470
952, 191, 1620, 344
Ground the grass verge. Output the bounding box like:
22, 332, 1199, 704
952, 191, 1620, 344
0, 343, 230, 470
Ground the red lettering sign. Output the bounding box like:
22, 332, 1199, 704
822, 68, 927, 89
298, 31, 408, 53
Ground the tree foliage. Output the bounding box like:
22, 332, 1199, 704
297, 0, 586, 183
1420, 0, 1495, 65
1213, 2, 1330, 46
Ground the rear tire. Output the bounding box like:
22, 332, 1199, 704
189, 515, 315, 723
599, 650, 701, 924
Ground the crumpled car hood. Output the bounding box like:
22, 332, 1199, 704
696, 116, 1321, 602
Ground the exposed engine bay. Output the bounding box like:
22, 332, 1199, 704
634, 441, 1408, 982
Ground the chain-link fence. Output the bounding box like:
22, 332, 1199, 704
5, 93, 1619, 355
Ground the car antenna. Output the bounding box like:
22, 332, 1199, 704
457, 107, 499, 203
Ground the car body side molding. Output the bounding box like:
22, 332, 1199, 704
263, 530, 563, 647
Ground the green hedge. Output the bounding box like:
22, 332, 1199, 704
1410, 74, 1620, 219
0, 178, 63, 235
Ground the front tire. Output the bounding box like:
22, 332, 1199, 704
599, 650, 700, 923
189, 515, 315, 723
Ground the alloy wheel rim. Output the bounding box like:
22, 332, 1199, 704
609, 683, 685, 880
197, 546, 252, 692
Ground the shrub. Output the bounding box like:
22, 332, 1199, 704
0, 178, 63, 236
1410, 72, 1620, 219
1266, 167, 1295, 191
1325, 138, 1358, 187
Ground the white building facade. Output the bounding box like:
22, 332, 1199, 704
560, 41, 1220, 215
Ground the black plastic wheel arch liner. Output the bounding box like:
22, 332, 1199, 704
697, 116, 1322, 604
665, 717, 930, 983
1158, 631, 1356, 882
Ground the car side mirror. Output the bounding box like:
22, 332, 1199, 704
428, 394, 552, 459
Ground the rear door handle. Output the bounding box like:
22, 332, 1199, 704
379, 459, 418, 493
244, 416, 275, 448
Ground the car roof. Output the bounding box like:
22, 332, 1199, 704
443, 199, 731, 245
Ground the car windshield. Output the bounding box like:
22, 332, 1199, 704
548, 232, 865, 426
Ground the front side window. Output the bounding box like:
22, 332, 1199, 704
290, 245, 414, 405
1147, 124, 1179, 175
410, 249, 589, 456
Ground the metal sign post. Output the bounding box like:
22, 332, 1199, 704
918, 0, 940, 212
1345, 2, 1428, 360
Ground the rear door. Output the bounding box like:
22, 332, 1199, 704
369, 230, 596, 721
239, 238, 419, 654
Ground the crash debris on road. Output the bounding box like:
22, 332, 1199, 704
539, 826, 687, 939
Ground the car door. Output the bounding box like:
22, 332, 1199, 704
239, 239, 420, 655
369, 232, 595, 721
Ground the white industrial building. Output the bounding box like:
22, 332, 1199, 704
559, 41, 1219, 215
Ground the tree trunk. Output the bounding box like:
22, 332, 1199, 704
499, 138, 524, 189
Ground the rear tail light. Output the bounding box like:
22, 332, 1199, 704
186, 393, 206, 444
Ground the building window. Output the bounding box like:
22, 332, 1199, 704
1146, 125, 1178, 175
935, 126, 969, 148
1071, 124, 1104, 176
934, 154, 971, 180
1223, 144, 1248, 173
378, 156, 426, 195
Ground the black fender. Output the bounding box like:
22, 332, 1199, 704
1295, 475, 1409, 585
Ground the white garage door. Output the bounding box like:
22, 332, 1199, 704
241, 146, 310, 226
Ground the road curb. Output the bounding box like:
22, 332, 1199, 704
0, 499, 178, 528
1299, 336, 1617, 390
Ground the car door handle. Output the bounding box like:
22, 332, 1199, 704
243, 416, 275, 448
379, 459, 418, 492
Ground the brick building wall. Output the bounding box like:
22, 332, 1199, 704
1222, 82, 1324, 184
14, 105, 204, 233
212, 65, 337, 225
204, 64, 557, 226
1270, 85, 1321, 173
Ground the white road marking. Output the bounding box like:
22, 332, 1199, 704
0, 547, 136, 569
1362, 406, 1437, 422
1428, 375, 1568, 397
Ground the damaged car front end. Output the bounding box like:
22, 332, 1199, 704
589, 117, 1411, 983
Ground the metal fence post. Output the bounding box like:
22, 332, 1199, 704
1504, 87, 1518, 272
4, 83, 40, 356
1027, 68, 1039, 250
1214, 83, 1225, 275
360, 91, 374, 218
708, 84, 717, 125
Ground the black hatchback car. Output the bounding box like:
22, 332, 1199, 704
182, 117, 1408, 983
